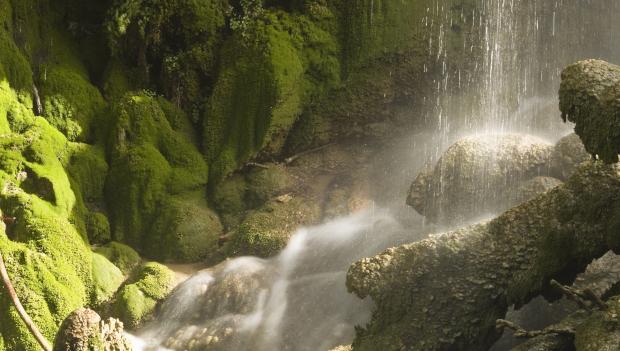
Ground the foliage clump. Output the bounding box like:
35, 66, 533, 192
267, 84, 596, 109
105, 91, 222, 262
111, 262, 174, 329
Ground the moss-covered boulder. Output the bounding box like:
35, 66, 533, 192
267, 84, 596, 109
90, 253, 124, 307
407, 134, 554, 225
94, 241, 141, 276
211, 173, 248, 230
227, 196, 321, 257
245, 164, 294, 207
204, 9, 340, 185
550, 133, 591, 180
112, 262, 174, 329
0, 80, 96, 350
560, 59, 620, 163
105, 91, 222, 261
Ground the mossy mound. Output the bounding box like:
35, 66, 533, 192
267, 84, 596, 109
112, 262, 174, 329
105, 91, 221, 261
149, 191, 224, 262
228, 196, 321, 257
559, 60, 620, 163
245, 164, 294, 207
91, 253, 124, 307
574, 297, 620, 350
94, 241, 141, 275
204, 9, 339, 185
211, 174, 248, 230
0, 79, 98, 350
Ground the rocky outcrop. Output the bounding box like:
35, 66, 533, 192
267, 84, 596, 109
406, 134, 555, 225
560, 59, 620, 163
549, 133, 591, 180
53, 308, 131, 351
349, 162, 620, 350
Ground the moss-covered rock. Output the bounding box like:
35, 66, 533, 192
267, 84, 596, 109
574, 297, 620, 350
550, 133, 591, 180
149, 191, 224, 262
228, 196, 321, 257
407, 134, 554, 225
105, 91, 219, 261
211, 173, 248, 230
559, 59, 620, 163
94, 241, 141, 276
204, 9, 340, 185
112, 262, 174, 329
90, 253, 124, 306
245, 164, 294, 207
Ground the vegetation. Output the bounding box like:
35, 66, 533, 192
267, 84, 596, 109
0, 0, 464, 349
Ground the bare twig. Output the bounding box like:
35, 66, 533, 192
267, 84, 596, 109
246, 162, 271, 169
496, 319, 575, 338
0, 250, 52, 351
550, 279, 608, 310
284, 143, 335, 164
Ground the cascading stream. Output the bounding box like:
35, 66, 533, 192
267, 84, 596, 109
130, 1, 620, 350
129, 210, 419, 351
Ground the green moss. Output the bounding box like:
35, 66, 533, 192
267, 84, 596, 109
86, 212, 111, 244
205, 10, 337, 185
245, 164, 293, 207
101, 60, 138, 102
112, 262, 174, 329
94, 241, 141, 275
211, 174, 248, 229
66, 143, 108, 204
574, 297, 620, 350
149, 191, 223, 262
228, 196, 320, 257
39, 64, 106, 142
91, 253, 124, 306
107, 0, 229, 115
105, 92, 215, 261
115, 284, 156, 329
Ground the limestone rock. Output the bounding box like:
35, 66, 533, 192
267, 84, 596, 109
53, 308, 131, 351
350, 162, 620, 350
559, 59, 620, 163
550, 133, 591, 180
407, 134, 554, 225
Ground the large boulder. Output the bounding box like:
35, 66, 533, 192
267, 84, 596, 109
560, 59, 620, 163
549, 133, 591, 180
407, 134, 555, 225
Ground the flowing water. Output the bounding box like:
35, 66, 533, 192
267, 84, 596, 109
130, 1, 620, 350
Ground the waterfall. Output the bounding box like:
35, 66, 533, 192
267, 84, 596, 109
128, 210, 421, 351
129, 1, 620, 350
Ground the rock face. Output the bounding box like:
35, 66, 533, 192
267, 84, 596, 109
53, 308, 131, 351
349, 162, 620, 351
549, 133, 591, 180
407, 134, 555, 225
560, 59, 620, 163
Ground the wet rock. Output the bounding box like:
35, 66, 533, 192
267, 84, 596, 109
329, 345, 352, 351
350, 162, 620, 350
407, 134, 554, 225
550, 133, 591, 180
559, 59, 620, 163
515, 176, 563, 203
53, 308, 131, 351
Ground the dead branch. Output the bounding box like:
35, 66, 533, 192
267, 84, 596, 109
495, 319, 575, 338
284, 143, 334, 164
550, 279, 608, 310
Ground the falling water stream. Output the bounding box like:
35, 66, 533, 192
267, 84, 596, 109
130, 1, 620, 350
